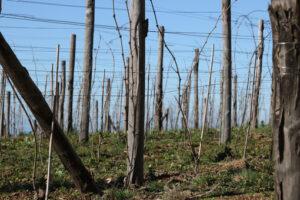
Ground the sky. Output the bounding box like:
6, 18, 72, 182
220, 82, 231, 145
0, 0, 273, 132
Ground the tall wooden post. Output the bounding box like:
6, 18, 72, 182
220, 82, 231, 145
124, 58, 129, 133
5, 91, 10, 137
221, 0, 232, 144
80, 0, 95, 142
233, 75, 237, 127
66, 34, 76, 134
58, 61, 66, 130
193, 49, 200, 129
12, 93, 16, 136
127, 0, 146, 186
94, 100, 98, 133
104, 78, 111, 133
0, 70, 5, 137
100, 70, 105, 134
269, 1, 300, 199
252, 20, 264, 129
155, 26, 164, 131
145, 64, 150, 133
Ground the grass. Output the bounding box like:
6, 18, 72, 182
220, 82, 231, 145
0, 126, 274, 199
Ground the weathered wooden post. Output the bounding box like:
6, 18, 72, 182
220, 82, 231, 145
124, 58, 129, 133
0, 70, 5, 137
94, 100, 98, 133
233, 74, 237, 127
252, 20, 264, 129
155, 26, 164, 131
5, 91, 10, 137
0, 33, 99, 193
58, 60, 66, 130
269, 1, 300, 198
221, 0, 232, 143
100, 70, 105, 134
66, 34, 76, 134
193, 49, 200, 129
80, 0, 95, 142
104, 78, 111, 133
126, 0, 147, 186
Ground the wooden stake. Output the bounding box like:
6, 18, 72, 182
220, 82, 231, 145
58, 60, 66, 130
155, 26, 164, 131
80, 0, 95, 142
221, 0, 232, 144
193, 49, 200, 129
5, 91, 10, 137
66, 34, 76, 135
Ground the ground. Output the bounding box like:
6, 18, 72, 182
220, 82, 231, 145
0, 126, 274, 199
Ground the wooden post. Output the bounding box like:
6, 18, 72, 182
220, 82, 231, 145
80, 0, 95, 142
124, 58, 129, 133
5, 91, 10, 137
94, 100, 98, 133
104, 78, 111, 133
193, 49, 200, 129
0, 70, 5, 137
221, 0, 232, 144
12, 93, 16, 136
233, 75, 237, 127
0, 33, 99, 193
100, 70, 105, 134
127, 0, 146, 186
269, 1, 300, 198
252, 20, 264, 129
145, 64, 150, 133
66, 34, 76, 134
58, 60, 66, 130
49, 64, 54, 108
155, 26, 164, 131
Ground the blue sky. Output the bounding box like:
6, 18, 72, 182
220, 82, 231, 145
1, 0, 273, 131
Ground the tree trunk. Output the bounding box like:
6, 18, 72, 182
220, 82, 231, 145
66, 34, 76, 135
0, 32, 99, 193
155, 26, 164, 132
5, 91, 10, 137
58, 60, 66, 130
233, 74, 237, 127
193, 49, 200, 129
269, 1, 300, 199
126, 0, 146, 186
252, 19, 264, 129
221, 0, 232, 144
80, 0, 95, 142
0, 70, 5, 137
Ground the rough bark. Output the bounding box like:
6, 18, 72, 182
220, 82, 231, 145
269, 1, 300, 199
66, 34, 76, 135
80, 0, 95, 142
252, 20, 264, 128
5, 91, 10, 137
221, 0, 232, 144
126, 0, 146, 186
193, 49, 200, 129
58, 60, 66, 130
0, 32, 99, 193
155, 26, 164, 131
